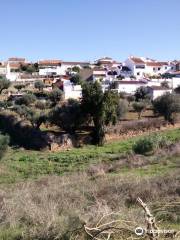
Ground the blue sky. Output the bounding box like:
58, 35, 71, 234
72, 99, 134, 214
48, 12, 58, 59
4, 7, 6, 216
0, 0, 180, 62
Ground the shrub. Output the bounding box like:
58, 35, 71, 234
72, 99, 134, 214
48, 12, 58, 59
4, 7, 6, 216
15, 94, 36, 106
0, 133, 9, 159
133, 137, 154, 155
35, 100, 47, 110
133, 134, 172, 155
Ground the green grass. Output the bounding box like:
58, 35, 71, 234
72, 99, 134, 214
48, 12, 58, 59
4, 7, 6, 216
0, 128, 179, 184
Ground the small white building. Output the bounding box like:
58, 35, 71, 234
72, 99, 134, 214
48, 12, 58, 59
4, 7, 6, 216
147, 86, 172, 100
92, 68, 107, 82
38, 60, 62, 76
38, 60, 90, 76
171, 76, 180, 89
115, 80, 148, 94
63, 80, 82, 100
0, 62, 7, 75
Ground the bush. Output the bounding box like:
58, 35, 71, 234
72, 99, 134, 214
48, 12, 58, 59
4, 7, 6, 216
0, 134, 9, 159
133, 137, 154, 155
15, 94, 36, 106
35, 100, 47, 110
133, 134, 172, 155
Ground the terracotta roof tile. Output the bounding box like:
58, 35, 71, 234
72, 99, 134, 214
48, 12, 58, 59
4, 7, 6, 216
130, 57, 145, 64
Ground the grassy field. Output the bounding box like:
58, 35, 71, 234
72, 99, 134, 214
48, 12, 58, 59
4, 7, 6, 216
0, 127, 180, 184
0, 128, 179, 239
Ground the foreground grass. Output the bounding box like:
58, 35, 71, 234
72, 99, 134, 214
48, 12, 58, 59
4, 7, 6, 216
0, 128, 180, 184
0, 128, 179, 239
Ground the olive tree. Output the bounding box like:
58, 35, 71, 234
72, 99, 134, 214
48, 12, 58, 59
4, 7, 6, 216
34, 80, 45, 92
153, 93, 180, 124
132, 101, 147, 119
48, 88, 64, 106
15, 94, 36, 106
0, 76, 10, 94
49, 99, 85, 134
82, 82, 119, 145
135, 86, 151, 101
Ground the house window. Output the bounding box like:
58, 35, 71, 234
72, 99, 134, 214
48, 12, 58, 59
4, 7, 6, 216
137, 72, 140, 75
158, 67, 161, 71
165, 66, 167, 69
153, 67, 156, 71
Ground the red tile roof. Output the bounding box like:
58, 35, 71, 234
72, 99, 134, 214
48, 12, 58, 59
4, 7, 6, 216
8, 57, 25, 62
130, 57, 145, 64
62, 61, 89, 65
146, 62, 168, 67
38, 60, 62, 66
9, 63, 20, 68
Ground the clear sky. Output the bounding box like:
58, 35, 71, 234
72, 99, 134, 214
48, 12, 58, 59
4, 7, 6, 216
0, 0, 180, 62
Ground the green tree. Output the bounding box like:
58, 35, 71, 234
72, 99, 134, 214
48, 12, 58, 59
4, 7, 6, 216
117, 99, 128, 120
82, 82, 119, 145
49, 88, 64, 106
127, 95, 135, 105
72, 66, 80, 73
132, 101, 147, 119
14, 84, 25, 92
26, 109, 47, 129
153, 93, 180, 124
15, 93, 36, 106
0, 76, 10, 94
135, 86, 151, 101
49, 99, 85, 133
34, 80, 45, 91
13, 105, 47, 129
70, 74, 82, 85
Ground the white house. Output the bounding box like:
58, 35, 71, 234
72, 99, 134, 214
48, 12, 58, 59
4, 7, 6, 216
125, 57, 146, 78
171, 76, 180, 89
96, 57, 121, 68
0, 62, 7, 75
63, 80, 82, 100
125, 56, 172, 78
38, 60, 62, 76
38, 60, 90, 76
147, 86, 172, 100
6, 57, 27, 81
6, 62, 20, 81
115, 80, 148, 94
60, 61, 90, 75
92, 68, 107, 82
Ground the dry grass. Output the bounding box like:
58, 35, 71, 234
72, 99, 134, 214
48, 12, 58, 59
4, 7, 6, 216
0, 166, 179, 239
0, 136, 179, 239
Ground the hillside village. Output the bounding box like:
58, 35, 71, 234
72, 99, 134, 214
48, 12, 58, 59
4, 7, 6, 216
0, 56, 180, 100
